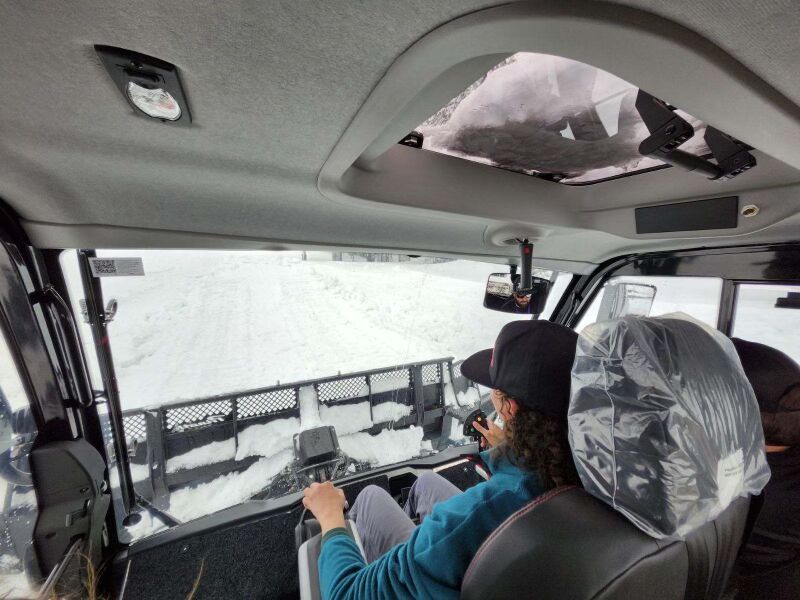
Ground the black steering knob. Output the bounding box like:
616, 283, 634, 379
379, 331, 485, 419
463, 409, 488, 442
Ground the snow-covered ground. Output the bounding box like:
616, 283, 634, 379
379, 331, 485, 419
62, 251, 533, 410
0, 554, 35, 600
730, 284, 800, 361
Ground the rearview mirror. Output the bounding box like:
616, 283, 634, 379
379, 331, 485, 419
596, 282, 657, 321
484, 273, 551, 315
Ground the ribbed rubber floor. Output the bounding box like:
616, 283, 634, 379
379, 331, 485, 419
121, 465, 480, 598
122, 475, 393, 599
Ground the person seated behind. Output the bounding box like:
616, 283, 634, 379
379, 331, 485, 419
731, 338, 800, 599
500, 292, 535, 314
301, 320, 580, 599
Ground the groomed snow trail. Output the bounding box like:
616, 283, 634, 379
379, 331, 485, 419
75, 252, 527, 410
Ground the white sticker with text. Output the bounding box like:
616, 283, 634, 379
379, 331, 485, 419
89, 257, 145, 277
717, 449, 744, 509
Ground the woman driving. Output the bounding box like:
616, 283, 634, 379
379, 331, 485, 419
301, 320, 581, 599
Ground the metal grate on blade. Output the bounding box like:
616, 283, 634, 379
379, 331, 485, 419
237, 387, 298, 419
452, 361, 463, 380
421, 363, 442, 384
370, 368, 410, 387
164, 400, 233, 432
122, 413, 146, 441
317, 376, 369, 403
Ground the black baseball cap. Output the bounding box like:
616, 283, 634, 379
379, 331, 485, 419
460, 320, 579, 419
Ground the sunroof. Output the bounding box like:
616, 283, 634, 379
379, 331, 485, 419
414, 53, 710, 185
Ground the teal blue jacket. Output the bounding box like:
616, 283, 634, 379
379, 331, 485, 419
318, 451, 543, 599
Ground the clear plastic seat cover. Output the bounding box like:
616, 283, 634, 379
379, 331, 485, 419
568, 313, 770, 539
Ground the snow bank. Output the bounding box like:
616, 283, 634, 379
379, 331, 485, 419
10, 489, 36, 509
370, 373, 410, 394
444, 380, 482, 409
338, 427, 430, 467
443, 377, 458, 406
109, 462, 151, 486
371, 402, 413, 424
165, 398, 421, 478
319, 403, 371, 436
123, 512, 168, 543
166, 439, 236, 473
168, 450, 293, 522
457, 388, 481, 406
0, 555, 20, 569
129, 462, 150, 483
0, 566, 36, 600
235, 417, 299, 461
444, 416, 467, 442
298, 385, 321, 428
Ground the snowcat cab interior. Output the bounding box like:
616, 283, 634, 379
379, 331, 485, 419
0, 1, 799, 598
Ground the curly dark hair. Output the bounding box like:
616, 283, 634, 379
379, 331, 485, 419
494, 392, 580, 490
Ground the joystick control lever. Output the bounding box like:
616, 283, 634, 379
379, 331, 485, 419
463, 409, 488, 446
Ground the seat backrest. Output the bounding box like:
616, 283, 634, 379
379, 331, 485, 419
461, 487, 750, 600
462, 314, 765, 599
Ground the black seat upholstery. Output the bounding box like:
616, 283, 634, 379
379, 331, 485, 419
461, 486, 750, 600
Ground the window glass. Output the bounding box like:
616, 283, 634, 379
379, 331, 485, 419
732, 284, 800, 363
541, 272, 573, 318
0, 327, 40, 598
61, 250, 571, 537
415, 52, 710, 184
577, 276, 723, 331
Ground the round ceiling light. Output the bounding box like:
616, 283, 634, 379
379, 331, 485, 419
126, 81, 181, 120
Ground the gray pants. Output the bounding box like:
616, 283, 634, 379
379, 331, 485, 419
347, 472, 462, 563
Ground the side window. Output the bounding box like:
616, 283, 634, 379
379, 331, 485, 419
576, 276, 723, 331
732, 284, 800, 363
0, 327, 40, 598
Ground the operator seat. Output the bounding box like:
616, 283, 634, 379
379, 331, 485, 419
461, 486, 750, 599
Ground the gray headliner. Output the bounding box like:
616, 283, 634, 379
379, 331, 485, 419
1, 0, 799, 271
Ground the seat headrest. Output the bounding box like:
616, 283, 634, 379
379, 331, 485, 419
568, 313, 770, 539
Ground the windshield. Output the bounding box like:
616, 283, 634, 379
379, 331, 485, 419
416, 52, 709, 184
61, 250, 571, 540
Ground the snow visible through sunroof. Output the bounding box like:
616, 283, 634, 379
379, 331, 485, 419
416, 53, 709, 184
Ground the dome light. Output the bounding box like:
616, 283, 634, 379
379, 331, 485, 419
126, 82, 181, 120
96, 45, 192, 125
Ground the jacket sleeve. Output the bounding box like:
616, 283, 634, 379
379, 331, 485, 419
317, 488, 515, 599
318, 518, 457, 600
320, 530, 424, 599
318, 531, 372, 599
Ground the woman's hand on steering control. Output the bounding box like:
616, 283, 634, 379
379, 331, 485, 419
303, 480, 347, 534
472, 417, 505, 448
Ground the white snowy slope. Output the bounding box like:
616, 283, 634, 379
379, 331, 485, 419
62, 251, 529, 411
167, 449, 295, 522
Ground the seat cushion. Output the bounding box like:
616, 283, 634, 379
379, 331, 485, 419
298, 520, 366, 600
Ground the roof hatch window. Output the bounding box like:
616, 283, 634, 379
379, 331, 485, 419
414, 53, 710, 184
